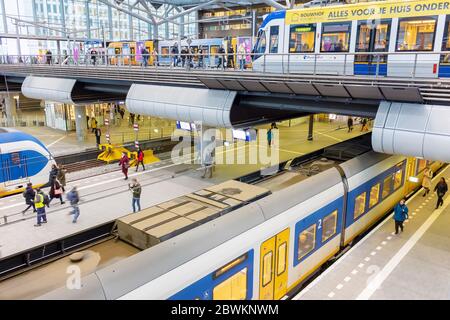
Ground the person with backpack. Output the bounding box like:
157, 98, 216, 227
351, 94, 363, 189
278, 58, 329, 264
47, 164, 59, 187
136, 147, 145, 172
171, 43, 179, 67
22, 182, 36, 214
67, 186, 80, 223
129, 178, 142, 213
393, 198, 409, 235
435, 177, 448, 209
347, 117, 354, 133
119, 152, 130, 180
34, 188, 48, 227
48, 176, 65, 205
90, 117, 97, 133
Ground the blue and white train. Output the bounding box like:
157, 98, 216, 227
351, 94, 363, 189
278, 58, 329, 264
0, 128, 55, 197
252, 0, 450, 77
39, 151, 442, 300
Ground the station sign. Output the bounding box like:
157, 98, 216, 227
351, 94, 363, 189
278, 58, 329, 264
135, 140, 139, 148
133, 123, 139, 131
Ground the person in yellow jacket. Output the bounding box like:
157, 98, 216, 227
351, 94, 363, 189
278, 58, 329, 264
34, 188, 48, 227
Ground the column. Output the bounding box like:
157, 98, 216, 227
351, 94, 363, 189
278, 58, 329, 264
4, 95, 17, 127
74, 105, 87, 142
307, 115, 314, 141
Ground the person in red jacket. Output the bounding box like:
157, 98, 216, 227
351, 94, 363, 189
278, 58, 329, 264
119, 152, 130, 180
136, 147, 145, 172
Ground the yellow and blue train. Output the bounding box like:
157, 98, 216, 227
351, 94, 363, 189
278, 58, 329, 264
252, 0, 450, 77
39, 151, 442, 300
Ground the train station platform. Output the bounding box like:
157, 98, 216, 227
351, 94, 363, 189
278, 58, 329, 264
295, 165, 450, 300
0, 122, 367, 264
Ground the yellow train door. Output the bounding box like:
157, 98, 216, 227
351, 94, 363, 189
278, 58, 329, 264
259, 228, 290, 300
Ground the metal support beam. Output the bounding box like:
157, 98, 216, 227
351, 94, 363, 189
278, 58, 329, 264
155, 0, 219, 26
262, 0, 287, 10
97, 0, 155, 25
0, 0, 8, 34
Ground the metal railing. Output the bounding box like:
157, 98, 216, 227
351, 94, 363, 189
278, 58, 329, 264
1, 51, 450, 79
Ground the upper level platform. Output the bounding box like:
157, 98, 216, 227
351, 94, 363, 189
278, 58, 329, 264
2, 52, 450, 108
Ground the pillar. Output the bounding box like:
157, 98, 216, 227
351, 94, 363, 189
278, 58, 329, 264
307, 114, 314, 141
74, 105, 87, 142
4, 95, 17, 127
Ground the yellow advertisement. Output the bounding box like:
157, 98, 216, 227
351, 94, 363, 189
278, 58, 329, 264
286, 0, 450, 24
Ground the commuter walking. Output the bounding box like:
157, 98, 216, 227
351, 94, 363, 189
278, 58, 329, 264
198, 48, 204, 69
34, 188, 48, 227
151, 48, 159, 66
22, 182, 36, 214
347, 117, 354, 133
142, 48, 149, 67
171, 43, 179, 67
181, 47, 187, 68
422, 166, 433, 196
119, 152, 130, 180
393, 198, 409, 235
237, 43, 246, 70
217, 46, 226, 69
48, 177, 65, 205
56, 164, 67, 192
129, 178, 142, 213
435, 177, 448, 209
90, 117, 97, 133
94, 128, 101, 146
46, 164, 59, 187
361, 118, 368, 132
67, 187, 80, 223
46, 49, 52, 65
228, 46, 235, 69
91, 49, 97, 65
201, 136, 216, 179
136, 147, 145, 172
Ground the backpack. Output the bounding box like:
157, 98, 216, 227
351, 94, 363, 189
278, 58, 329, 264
23, 190, 27, 198
43, 194, 50, 205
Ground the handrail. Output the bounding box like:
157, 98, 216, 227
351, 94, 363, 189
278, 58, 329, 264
1, 51, 450, 79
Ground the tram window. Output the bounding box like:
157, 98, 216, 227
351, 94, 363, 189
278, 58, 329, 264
161, 46, 169, 58
213, 268, 247, 300
382, 175, 393, 199
289, 24, 316, 53
262, 252, 273, 287
394, 167, 404, 190
442, 16, 450, 63
277, 242, 287, 275
354, 192, 367, 219
321, 22, 351, 52
322, 210, 338, 242
396, 17, 437, 51
369, 183, 381, 208
298, 224, 316, 260
269, 26, 279, 53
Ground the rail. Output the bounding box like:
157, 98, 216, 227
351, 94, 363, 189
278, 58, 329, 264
2, 51, 450, 79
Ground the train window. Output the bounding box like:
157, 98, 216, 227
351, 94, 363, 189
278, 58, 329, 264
289, 24, 316, 53
277, 242, 287, 275
262, 252, 273, 287
269, 26, 279, 53
416, 159, 427, 175
321, 22, 351, 52
298, 224, 316, 260
394, 167, 404, 190
213, 253, 247, 279
369, 183, 381, 208
354, 192, 367, 219
255, 29, 267, 55
161, 46, 169, 58
356, 20, 391, 62
396, 16, 437, 51
322, 210, 337, 242
442, 16, 450, 63
382, 175, 393, 199
213, 268, 247, 300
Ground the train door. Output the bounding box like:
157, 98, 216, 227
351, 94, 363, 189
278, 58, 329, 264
354, 20, 391, 76
259, 228, 289, 300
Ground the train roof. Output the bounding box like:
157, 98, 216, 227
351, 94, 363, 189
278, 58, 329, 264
0, 128, 48, 152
